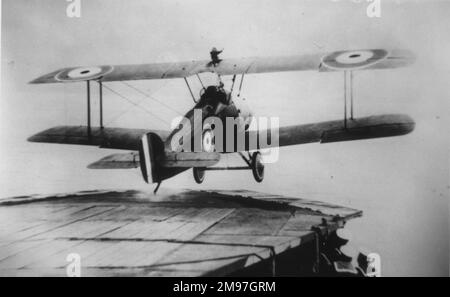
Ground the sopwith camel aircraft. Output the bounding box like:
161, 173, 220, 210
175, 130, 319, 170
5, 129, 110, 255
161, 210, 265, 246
29, 48, 416, 193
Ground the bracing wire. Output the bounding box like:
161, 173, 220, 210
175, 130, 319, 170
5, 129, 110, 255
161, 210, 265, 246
102, 83, 170, 126
104, 95, 147, 126
121, 81, 183, 115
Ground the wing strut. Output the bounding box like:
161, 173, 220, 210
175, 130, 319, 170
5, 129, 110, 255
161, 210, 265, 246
196, 74, 205, 90
99, 80, 104, 129
86, 81, 91, 138
230, 74, 237, 94
184, 77, 197, 103
238, 73, 245, 96
343, 71, 355, 129
350, 71, 354, 120
86, 80, 105, 138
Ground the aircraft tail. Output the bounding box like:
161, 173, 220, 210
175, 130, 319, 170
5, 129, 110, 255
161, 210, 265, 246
138, 133, 165, 184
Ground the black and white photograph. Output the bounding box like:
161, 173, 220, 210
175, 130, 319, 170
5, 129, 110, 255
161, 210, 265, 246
0, 0, 448, 280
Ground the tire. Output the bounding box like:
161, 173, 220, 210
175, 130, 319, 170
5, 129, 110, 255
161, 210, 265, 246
193, 167, 205, 184
251, 152, 264, 183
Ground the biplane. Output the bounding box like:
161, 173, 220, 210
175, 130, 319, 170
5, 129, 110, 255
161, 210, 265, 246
29, 48, 416, 193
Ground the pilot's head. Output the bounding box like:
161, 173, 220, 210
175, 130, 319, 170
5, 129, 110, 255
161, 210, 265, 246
205, 85, 216, 95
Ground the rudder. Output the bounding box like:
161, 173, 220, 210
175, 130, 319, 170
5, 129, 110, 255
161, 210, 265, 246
138, 133, 164, 183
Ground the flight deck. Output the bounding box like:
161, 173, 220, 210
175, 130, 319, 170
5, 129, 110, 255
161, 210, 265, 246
0, 189, 362, 276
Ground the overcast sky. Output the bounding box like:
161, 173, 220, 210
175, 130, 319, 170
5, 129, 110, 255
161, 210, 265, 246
1, 0, 449, 276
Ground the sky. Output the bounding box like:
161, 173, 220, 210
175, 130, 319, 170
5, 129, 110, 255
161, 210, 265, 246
1, 0, 449, 276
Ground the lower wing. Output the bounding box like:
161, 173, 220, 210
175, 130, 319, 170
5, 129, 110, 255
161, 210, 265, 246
245, 113, 415, 151
27, 113, 414, 183
27, 126, 170, 151
28, 113, 414, 156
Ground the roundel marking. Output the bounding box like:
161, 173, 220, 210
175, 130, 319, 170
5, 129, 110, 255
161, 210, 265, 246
55, 65, 114, 82
67, 67, 102, 79
202, 129, 215, 153
321, 49, 389, 70
335, 51, 374, 64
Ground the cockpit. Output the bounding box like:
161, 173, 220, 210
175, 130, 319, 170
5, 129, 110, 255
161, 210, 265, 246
196, 85, 232, 115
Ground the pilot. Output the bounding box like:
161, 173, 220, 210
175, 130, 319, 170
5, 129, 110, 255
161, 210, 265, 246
213, 83, 230, 115
216, 82, 228, 104
210, 47, 223, 66
203, 85, 217, 100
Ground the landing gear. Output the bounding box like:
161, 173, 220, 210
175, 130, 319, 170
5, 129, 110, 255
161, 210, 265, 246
193, 167, 206, 184
193, 151, 264, 184
251, 152, 264, 183
238, 151, 265, 183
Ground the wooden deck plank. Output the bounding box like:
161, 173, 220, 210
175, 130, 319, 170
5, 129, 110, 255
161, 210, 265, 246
0, 206, 119, 242
204, 208, 292, 236
88, 206, 182, 222
193, 234, 304, 254
0, 240, 51, 261
79, 241, 182, 268
152, 243, 270, 275
0, 267, 206, 277
32, 220, 132, 240
28, 240, 121, 269
278, 212, 326, 233
101, 208, 235, 241
0, 240, 83, 269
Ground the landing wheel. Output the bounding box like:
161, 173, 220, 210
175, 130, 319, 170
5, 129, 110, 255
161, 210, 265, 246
193, 167, 206, 184
202, 128, 215, 153
251, 152, 264, 183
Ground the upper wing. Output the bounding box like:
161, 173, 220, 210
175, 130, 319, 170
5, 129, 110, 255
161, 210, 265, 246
245, 114, 415, 151
28, 126, 170, 151
30, 49, 414, 84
